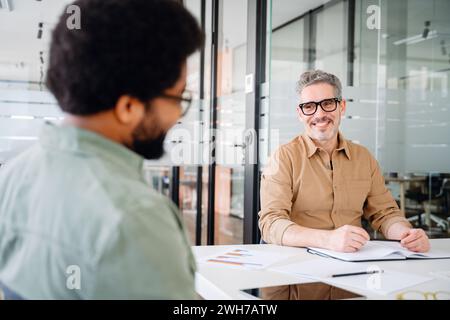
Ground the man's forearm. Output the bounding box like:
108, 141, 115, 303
281, 224, 330, 248
385, 221, 411, 240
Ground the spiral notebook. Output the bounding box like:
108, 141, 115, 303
307, 241, 450, 262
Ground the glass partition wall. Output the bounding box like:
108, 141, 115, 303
0, 1, 70, 165
0, 0, 268, 246
183, 0, 268, 245
2, 0, 448, 246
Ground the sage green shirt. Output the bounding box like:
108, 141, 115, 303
0, 122, 196, 299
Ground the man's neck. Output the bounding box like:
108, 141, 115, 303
311, 133, 339, 157
63, 113, 128, 146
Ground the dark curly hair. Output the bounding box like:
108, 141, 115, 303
46, 0, 203, 115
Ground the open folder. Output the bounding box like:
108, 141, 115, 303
307, 240, 450, 262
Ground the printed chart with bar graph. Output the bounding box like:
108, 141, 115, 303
201, 248, 292, 270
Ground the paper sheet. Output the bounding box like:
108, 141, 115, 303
270, 258, 433, 295
307, 241, 406, 261
372, 241, 450, 259
328, 270, 433, 295
270, 259, 371, 279
308, 241, 450, 261
199, 248, 294, 270
429, 270, 450, 281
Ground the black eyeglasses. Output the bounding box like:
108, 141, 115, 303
159, 90, 194, 117
298, 97, 341, 116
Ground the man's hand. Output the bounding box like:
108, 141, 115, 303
326, 225, 370, 252
399, 228, 430, 252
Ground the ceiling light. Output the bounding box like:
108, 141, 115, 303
422, 21, 430, 39
10, 115, 35, 120
393, 30, 437, 46
441, 40, 447, 56
37, 22, 43, 39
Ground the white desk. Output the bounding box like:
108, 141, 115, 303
193, 239, 450, 300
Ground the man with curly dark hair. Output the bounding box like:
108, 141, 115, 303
0, 0, 203, 299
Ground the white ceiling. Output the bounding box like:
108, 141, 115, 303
0, 0, 330, 84
271, 0, 331, 29
5, 0, 446, 85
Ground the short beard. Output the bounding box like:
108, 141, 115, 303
310, 125, 338, 141
131, 132, 166, 160
130, 111, 167, 160
308, 116, 339, 142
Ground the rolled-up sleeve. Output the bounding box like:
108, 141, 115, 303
258, 147, 296, 245
363, 156, 412, 236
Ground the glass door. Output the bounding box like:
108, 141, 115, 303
212, 0, 249, 244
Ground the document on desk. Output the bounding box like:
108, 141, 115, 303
270, 259, 370, 279
270, 259, 433, 295
430, 270, 450, 282
199, 248, 294, 270
307, 240, 450, 262
328, 270, 433, 295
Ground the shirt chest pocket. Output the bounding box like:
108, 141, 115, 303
345, 179, 371, 212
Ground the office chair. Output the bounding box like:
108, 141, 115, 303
426, 178, 450, 231
440, 179, 450, 227
406, 177, 449, 232
405, 176, 434, 227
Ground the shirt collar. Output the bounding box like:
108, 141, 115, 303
301, 131, 351, 160
39, 122, 144, 178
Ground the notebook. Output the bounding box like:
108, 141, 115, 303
307, 240, 450, 262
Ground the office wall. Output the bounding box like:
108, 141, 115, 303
266, 0, 450, 174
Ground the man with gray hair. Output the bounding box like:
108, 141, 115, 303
259, 70, 430, 254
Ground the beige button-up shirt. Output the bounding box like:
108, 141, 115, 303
259, 132, 411, 245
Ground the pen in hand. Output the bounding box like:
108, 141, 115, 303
331, 270, 384, 278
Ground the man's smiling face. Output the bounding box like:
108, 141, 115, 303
296, 82, 346, 142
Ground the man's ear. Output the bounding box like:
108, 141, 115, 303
114, 95, 145, 126
296, 107, 304, 122
340, 99, 347, 116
